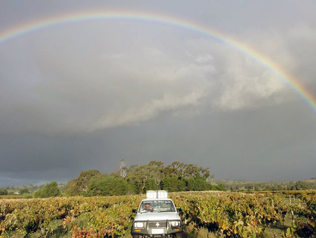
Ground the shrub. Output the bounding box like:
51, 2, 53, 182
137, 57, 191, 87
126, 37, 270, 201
86, 176, 129, 196
0, 188, 8, 195
34, 181, 61, 198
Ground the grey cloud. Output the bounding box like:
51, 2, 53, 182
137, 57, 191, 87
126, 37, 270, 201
1, 23, 315, 136
0, 24, 216, 135
0, 1, 316, 186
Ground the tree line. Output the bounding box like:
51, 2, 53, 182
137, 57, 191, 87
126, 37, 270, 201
2, 161, 314, 198
65, 161, 223, 196
226, 180, 316, 192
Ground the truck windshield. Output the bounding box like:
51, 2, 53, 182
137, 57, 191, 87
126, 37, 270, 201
139, 200, 176, 213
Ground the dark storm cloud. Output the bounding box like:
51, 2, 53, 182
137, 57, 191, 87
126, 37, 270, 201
0, 0, 316, 186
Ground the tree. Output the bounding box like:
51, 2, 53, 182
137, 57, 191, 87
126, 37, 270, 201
19, 188, 29, 194
124, 161, 212, 194
163, 162, 210, 180
126, 162, 163, 194
163, 161, 185, 178
66, 170, 102, 196
217, 183, 226, 191
161, 177, 179, 192
86, 176, 130, 196
291, 181, 311, 190
145, 178, 160, 191
0, 188, 8, 195
186, 176, 212, 191
61, 161, 213, 196
34, 181, 61, 198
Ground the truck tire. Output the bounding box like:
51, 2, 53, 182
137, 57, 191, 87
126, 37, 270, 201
133, 235, 140, 238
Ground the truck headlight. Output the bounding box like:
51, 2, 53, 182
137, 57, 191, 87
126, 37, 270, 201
134, 222, 145, 228
169, 221, 180, 227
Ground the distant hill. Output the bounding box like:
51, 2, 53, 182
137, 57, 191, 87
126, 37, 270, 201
213, 177, 316, 185
211, 178, 316, 191
3, 184, 66, 195
305, 178, 316, 184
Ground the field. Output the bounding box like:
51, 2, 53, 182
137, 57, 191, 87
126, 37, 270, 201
0, 191, 315, 237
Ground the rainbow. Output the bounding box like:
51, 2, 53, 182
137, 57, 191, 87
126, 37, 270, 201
1, 10, 315, 112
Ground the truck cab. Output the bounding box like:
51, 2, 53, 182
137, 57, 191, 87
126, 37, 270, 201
131, 190, 183, 238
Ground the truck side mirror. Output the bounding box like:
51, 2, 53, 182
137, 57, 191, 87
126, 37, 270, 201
132, 209, 137, 213
177, 208, 182, 213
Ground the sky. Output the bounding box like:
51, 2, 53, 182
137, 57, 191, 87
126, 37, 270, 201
1, 0, 316, 186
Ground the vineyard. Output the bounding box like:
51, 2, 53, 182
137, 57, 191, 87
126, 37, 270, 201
0, 191, 315, 237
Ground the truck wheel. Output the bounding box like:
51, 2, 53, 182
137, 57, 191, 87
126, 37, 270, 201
133, 235, 140, 238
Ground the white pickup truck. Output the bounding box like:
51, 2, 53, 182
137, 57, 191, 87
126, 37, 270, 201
131, 190, 183, 238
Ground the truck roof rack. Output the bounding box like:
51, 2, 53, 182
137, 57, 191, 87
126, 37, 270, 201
146, 190, 168, 199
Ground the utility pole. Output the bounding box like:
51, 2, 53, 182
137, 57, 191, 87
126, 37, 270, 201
120, 159, 126, 178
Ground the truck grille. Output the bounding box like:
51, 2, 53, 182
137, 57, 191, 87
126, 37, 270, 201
148, 221, 167, 228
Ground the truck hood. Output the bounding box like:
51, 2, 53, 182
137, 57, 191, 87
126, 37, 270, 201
135, 212, 180, 221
